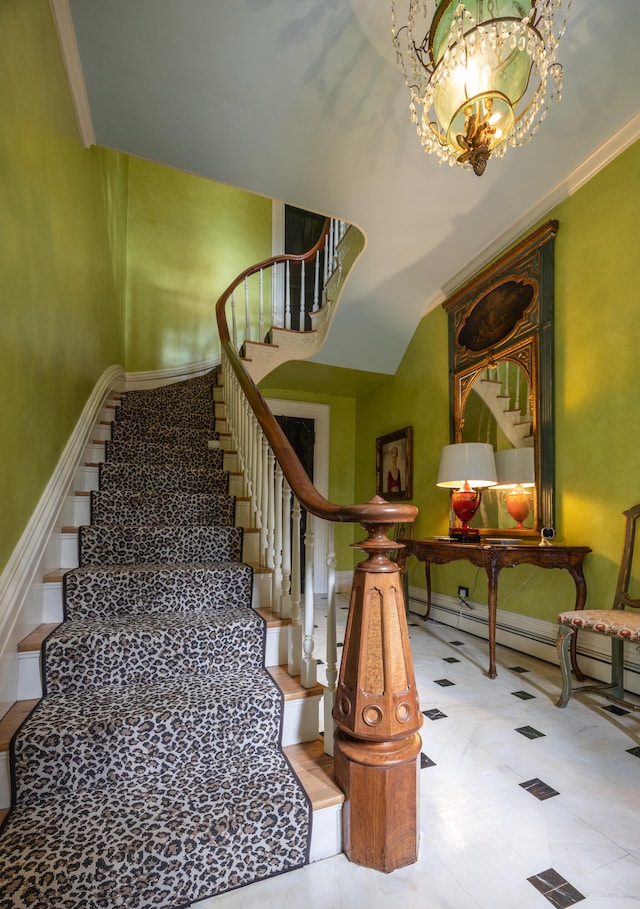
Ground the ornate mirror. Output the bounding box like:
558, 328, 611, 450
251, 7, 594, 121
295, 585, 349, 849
443, 221, 558, 536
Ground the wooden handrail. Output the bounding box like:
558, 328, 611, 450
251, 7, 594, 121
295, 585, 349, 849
215, 222, 418, 528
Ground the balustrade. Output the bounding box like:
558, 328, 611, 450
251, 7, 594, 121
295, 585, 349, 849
215, 220, 421, 874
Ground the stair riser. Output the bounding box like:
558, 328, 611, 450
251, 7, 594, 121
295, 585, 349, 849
110, 423, 216, 444
17, 620, 286, 700
90, 491, 236, 527
104, 441, 225, 470
13, 696, 282, 802
64, 563, 253, 620
38, 568, 270, 627
98, 462, 230, 496
43, 616, 264, 695
78, 525, 243, 567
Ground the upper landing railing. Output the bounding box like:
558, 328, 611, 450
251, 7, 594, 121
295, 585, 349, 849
214, 219, 422, 872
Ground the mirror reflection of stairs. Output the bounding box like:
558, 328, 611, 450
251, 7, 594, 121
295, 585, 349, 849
0, 370, 314, 907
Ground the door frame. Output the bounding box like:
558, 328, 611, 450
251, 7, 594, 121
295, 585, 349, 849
266, 397, 330, 595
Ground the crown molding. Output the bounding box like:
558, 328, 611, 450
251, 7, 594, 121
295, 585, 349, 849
49, 0, 96, 148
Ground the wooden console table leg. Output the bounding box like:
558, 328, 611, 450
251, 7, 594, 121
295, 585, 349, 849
486, 562, 500, 679
424, 562, 432, 622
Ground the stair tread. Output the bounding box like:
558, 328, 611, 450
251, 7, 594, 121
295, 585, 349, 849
0, 699, 40, 750
255, 606, 289, 627
18, 624, 60, 652
284, 738, 343, 810
268, 666, 323, 700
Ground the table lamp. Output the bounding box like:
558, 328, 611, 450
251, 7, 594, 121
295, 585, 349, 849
437, 443, 497, 541
494, 447, 535, 528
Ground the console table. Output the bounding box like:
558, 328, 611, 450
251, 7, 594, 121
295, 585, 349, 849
398, 539, 591, 680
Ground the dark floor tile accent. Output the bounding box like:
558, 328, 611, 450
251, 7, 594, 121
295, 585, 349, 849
434, 678, 455, 687
340, 605, 349, 610
420, 753, 436, 769
449, 640, 465, 646
510, 666, 530, 673
408, 622, 419, 627
337, 642, 343, 648
520, 778, 560, 801
512, 690, 536, 700
604, 703, 630, 716
316, 659, 324, 666
527, 869, 585, 907
515, 725, 545, 740
423, 708, 447, 720
443, 657, 460, 664
627, 746, 640, 759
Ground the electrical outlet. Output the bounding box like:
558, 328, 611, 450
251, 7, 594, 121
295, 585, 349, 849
458, 585, 469, 599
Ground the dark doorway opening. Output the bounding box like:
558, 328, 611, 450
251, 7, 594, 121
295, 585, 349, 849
284, 205, 326, 331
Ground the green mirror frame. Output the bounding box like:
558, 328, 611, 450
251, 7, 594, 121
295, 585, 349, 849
443, 220, 558, 537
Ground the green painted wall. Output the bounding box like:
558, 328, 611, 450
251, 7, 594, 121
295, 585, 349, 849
355, 138, 640, 623
256, 385, 359, 571
1, 0, 128, 573
125, 158, 272, 372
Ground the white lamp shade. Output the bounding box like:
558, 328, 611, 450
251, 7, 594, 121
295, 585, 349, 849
436, 442, 497, 489
494, 447, 535, 488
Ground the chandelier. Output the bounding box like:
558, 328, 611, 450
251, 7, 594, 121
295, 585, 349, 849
391, 1, 572, 175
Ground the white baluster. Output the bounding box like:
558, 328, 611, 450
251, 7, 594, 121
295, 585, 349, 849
300, 514, 317, 689
260, 436, 269, 571
280, 479, 292, 620
323, 524, 337, 756
272, 463, 283, 617
299, 259, 305, 331
285, 260, 291, 329
271, 264, 277, 333
313, 250, 320, 312
288, 497, 302, 676
258, 268, 265, 342
324, 234, 330, 284
266, 446, 275, 576
244, 275, 252, 344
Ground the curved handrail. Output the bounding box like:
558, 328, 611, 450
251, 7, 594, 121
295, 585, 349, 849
215, 222, 418, 528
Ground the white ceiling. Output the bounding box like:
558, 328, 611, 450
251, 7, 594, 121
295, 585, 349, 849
64, 0, 640, 375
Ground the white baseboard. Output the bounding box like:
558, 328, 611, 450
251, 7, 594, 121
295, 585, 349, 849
0, 365, 125, 717
408, 586, 640, 697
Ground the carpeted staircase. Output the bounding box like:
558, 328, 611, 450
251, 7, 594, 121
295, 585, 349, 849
0, 370, 312, 908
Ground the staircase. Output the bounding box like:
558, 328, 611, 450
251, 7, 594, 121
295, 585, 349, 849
0, 369, 342, 907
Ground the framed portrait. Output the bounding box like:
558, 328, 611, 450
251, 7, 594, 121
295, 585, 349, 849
376, 427, 413, 501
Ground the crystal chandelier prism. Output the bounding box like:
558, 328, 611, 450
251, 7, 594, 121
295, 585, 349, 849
391, 1, 572, 175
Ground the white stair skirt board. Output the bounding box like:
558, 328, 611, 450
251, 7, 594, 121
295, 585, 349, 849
309, 804, 342, 863
408, 585, 640, 698
0, 366, 124, 716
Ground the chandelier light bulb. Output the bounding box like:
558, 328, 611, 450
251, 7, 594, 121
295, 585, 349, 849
391, 0, 572, 175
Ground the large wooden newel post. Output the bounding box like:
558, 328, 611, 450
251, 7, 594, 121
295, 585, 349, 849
333, 512, 423, 873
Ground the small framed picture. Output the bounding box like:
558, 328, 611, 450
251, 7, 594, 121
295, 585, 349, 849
376, 427, 413, 501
